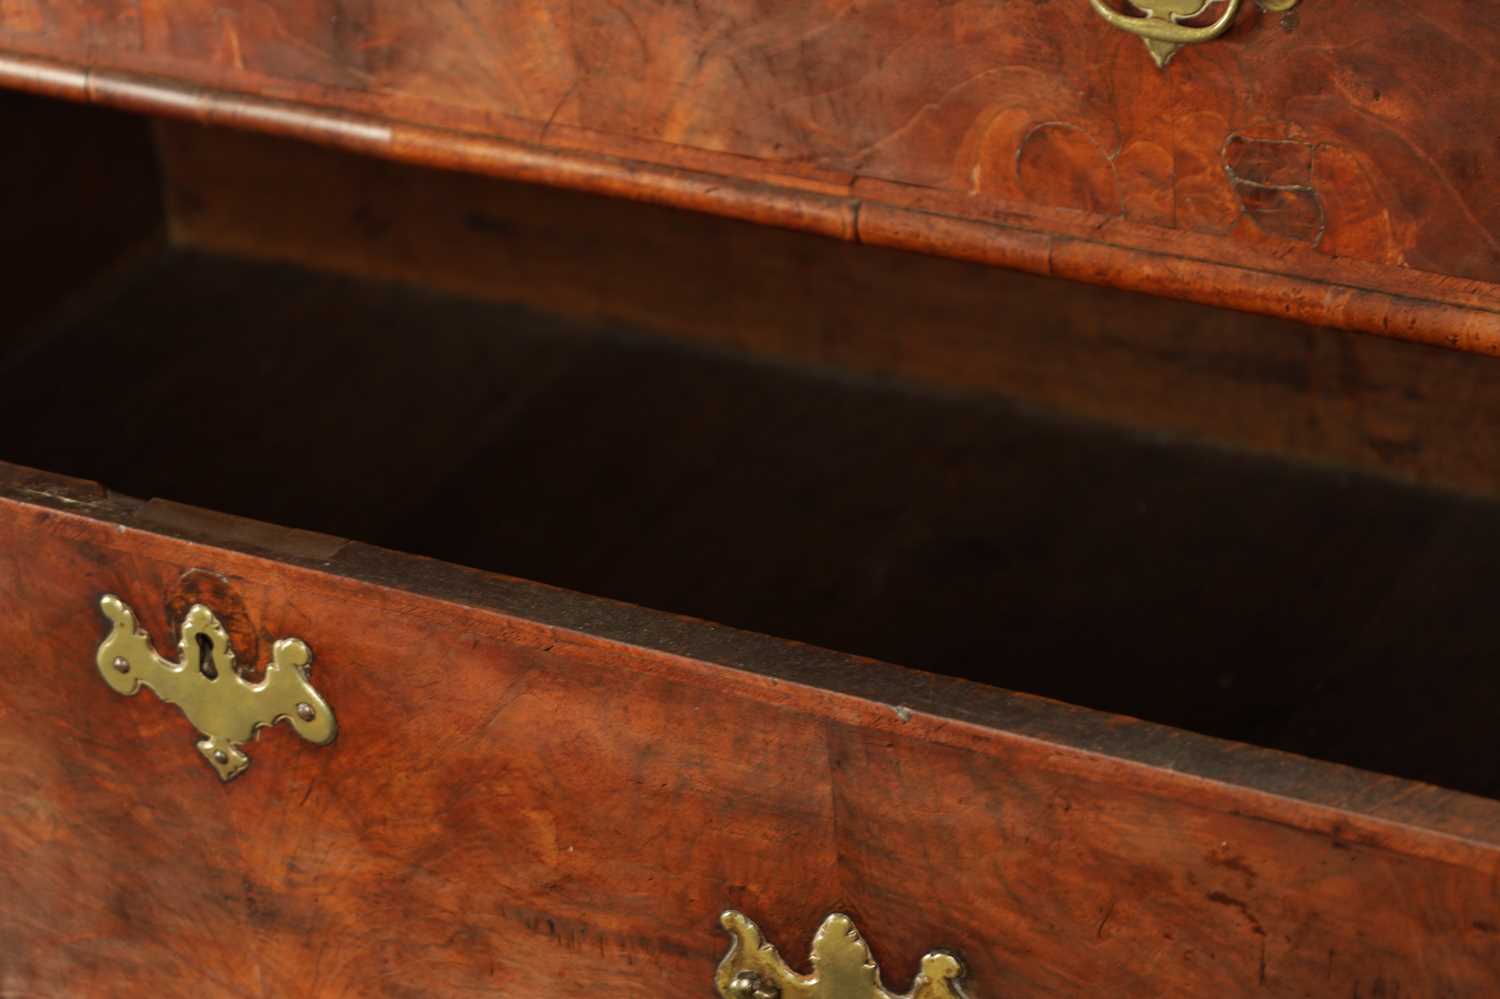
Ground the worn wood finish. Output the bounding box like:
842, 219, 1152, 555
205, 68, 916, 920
1, 1, 1498, 347
2, 462, 1500, 997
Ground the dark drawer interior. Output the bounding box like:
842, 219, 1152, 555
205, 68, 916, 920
6, 90, 1500, 799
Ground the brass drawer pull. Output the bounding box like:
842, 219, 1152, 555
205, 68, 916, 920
1090, 0, 1298, 67
716, 911, 967, 999
95, 595, 337, 781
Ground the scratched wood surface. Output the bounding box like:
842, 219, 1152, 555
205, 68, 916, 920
2, 464, 1500, 997
0, 2, 1497, 346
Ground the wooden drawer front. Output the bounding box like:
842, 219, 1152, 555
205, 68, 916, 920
3, 471, 1500, 997
2, 3, 1498, 346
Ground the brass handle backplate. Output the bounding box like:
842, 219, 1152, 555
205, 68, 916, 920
95, 595, 337, 781
1090, 0, 1299, 68
716, 911, 967, 999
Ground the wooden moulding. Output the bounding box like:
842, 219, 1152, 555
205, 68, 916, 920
150, 120, 1500, 503
1, 50, 1498, 355
3, 458, 1500, 996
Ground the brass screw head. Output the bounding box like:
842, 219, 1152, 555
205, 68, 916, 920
728, 973, 780, 999
296, 703, 316, 722
111, 656, 131, 674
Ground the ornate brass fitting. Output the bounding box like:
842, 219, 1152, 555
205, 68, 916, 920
95, 595, 337, 780
716, 911, 967, 999
1090, 0, 1299, 68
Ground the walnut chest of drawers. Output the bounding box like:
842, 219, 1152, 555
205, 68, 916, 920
2, 2, 1500, 996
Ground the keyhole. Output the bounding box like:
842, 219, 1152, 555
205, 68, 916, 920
197, 633, 218, 680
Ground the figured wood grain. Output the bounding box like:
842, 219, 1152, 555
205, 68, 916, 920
0, 0, 1498, 348
3, 462, 1500, 997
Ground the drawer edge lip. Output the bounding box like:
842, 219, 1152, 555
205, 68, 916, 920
5, 457, 1499, 865
3, 49, 1499, 355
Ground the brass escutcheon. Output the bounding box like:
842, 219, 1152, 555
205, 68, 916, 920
1090, 0, 1299, 68
95, 595, 337, 780
716, 911, 967, 999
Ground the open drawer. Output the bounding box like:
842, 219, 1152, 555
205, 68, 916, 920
3, 91, 1500, 997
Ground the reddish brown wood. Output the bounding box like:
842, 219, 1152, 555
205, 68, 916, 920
2, 460, 1499, 996
1, 1, 1498, 348
153, 120, 1500, 502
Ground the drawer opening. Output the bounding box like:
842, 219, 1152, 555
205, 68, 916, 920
7, 92, 1500, 801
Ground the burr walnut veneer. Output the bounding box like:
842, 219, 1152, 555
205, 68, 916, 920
3, 4, 1500, 995
1, 0, 1498, 349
